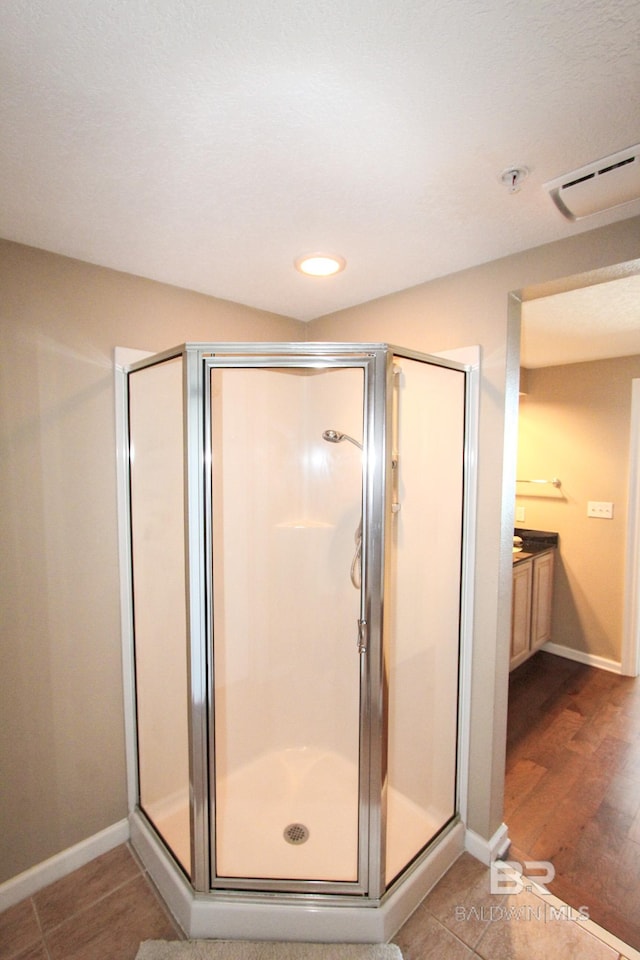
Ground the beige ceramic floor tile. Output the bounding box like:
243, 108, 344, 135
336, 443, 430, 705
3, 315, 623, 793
34, 844, 141, 933
474, 889, 620, 960
423, 853, 490, 916
393, 901, 474, 960
44, 873, 180, 960
424, 857, 506, 950
0, 899, 42, 960
10, 944, 48, 960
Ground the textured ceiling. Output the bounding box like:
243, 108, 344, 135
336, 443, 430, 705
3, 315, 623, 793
1, 0, 639, 322
521, 275, 640, 368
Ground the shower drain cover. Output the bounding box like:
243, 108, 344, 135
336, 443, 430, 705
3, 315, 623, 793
283, 822, 310, 845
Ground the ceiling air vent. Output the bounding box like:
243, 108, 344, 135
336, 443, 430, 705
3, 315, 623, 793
544, 144, 640, 221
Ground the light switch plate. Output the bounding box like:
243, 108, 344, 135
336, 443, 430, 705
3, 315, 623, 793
587, 501, 614, 519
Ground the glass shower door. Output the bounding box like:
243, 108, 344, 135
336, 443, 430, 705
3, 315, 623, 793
128, 356, 192, 877
384, 354, 465, 886
207, 362, 366, 888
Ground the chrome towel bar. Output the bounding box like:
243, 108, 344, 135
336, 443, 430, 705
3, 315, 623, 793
516, 477, 562, 487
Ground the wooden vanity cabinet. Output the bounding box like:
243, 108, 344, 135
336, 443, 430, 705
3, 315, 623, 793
510, 558, 533, 670
510, 549, 555, 671
530, 549, 554, 651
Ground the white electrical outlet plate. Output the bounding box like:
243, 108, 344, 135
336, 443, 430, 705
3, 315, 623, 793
515, 506, 525, 522
587, 501, 614, 519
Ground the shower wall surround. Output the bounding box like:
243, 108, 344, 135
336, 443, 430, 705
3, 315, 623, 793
119, 341, 474, 941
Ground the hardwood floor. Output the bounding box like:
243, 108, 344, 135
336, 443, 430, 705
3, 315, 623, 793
505, 650, 640, 951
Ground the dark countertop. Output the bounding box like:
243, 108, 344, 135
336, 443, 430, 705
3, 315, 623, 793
513, 528, 558, 564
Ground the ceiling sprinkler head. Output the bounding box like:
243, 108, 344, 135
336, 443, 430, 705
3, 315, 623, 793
499, 166, 529, 194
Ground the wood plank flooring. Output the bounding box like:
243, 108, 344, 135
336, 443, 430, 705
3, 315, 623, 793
505, 650, 640, 951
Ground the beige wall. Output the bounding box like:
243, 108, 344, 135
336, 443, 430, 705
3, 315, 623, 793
0, 240, 302, 883
308, 216, 640, 844
1, 217, 639, 885
517, 355, 640, 663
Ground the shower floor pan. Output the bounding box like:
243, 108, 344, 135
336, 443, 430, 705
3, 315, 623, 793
149, 747, 449, 888
132, 746, 464, 941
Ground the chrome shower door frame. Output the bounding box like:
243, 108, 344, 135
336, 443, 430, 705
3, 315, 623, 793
124, 339, 469, 918
191, 342, 390, 898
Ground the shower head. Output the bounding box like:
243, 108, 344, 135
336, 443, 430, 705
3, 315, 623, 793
322, 429, 363, 450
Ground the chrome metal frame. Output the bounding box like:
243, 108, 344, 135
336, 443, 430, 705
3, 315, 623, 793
388, 343, 469, 841
124, 348, 194, 880
198, 345, 377, 897
123, 340, 469, 911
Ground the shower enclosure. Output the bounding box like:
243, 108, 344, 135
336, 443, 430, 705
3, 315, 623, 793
119, 341, 472, 941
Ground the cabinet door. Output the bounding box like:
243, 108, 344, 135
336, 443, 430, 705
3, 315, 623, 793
510, 560, 532, 670
531, 550, 554, 651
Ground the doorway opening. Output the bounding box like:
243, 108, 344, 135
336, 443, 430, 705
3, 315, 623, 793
505, 260, 640, 950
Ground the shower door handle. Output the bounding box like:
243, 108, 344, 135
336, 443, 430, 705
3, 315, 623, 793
357, 619, 368, 654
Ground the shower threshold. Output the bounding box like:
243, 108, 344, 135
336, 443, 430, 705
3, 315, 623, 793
130, 808, 465, 942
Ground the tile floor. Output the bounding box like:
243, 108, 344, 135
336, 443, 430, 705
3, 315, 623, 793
0, 845, 181, 960
0, 844, 637, 960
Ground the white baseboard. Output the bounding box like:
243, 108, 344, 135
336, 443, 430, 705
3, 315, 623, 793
542, 641, 622, 674
464, 822, 510, 865
0, 819, 130, 913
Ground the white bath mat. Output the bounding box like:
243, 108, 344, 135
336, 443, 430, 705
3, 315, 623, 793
135, 942, 403, 960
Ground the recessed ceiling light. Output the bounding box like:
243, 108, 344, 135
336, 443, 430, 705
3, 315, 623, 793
295, 253, 346, 277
